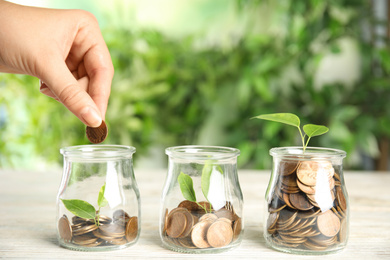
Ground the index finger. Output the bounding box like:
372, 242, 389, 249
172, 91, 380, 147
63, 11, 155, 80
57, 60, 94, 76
83, 39, 114, 120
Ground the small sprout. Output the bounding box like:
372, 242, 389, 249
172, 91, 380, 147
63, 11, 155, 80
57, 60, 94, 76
252, 113, 329, 151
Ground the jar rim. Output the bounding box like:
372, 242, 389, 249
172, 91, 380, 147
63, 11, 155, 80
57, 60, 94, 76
269, 146, 346, 159
165, 145, 240, 160
60, 145, 136, 158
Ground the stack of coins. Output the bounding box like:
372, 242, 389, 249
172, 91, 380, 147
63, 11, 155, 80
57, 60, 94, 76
163, 200, 242, 249
266, 160, 348, 251
58, 209, 138, 248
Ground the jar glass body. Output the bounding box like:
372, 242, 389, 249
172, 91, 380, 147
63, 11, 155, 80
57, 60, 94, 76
56, 145, 140, 251
264, 147, 349, 255
160, 146, 244, 254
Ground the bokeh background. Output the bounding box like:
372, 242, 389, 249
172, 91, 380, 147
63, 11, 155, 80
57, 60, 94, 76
1, 0, 389, 171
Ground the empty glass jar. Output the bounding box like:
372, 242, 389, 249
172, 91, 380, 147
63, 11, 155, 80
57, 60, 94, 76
56, 145, 140, 251
264, 147, 348, 255
160, 145, 244, 254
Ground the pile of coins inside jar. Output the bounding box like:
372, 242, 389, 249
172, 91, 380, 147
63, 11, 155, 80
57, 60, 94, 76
58, 209, 138, 247
163, 200, 242, 249
266, 160, 347, 251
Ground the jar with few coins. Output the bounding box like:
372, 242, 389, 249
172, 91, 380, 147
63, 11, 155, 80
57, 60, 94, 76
56, 145, 140, 251
160, 146, 244, 253
264, 147, 349, 255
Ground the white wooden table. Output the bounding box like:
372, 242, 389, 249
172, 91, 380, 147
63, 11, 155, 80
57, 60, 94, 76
0, 169, 389, 259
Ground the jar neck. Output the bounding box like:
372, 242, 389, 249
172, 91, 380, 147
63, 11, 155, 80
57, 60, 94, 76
270, 147, 346, 161
61, 145, 136, 160
165, 145, 240, 162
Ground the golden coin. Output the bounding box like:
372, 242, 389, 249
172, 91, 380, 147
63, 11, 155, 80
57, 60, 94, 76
336, 186, 347, 212
269, 204, 286, 213
299, 208, 321, 218
267, 212, 279, 231
72, 233, 99, 245
166, 211, 187, 238
278, 234, 307, 244
86, 120, 108, 144
233, 218, 242, 240
177, 237, 197, 248
215, 208, 235, 222
178, 200, 202, 212
309, 234, 337, 246
191, 220, 213, 248
317, 210, 340, 237
296, 179, 316, 194
179, 211, 194, 238
207, 220, 233, 248
218, 217, 233, 225
289, 193, 314, 211
297, 161, 334, 186
99, 223, 125, 238
199, 213, 218, 223
125, 216, 138, 242
58, 215, 72, 242
72, 223, 98, 236
280, 174, 299, 188
302, 239, 328, 250
282, 192, 296, 209
279, 160, 299, 176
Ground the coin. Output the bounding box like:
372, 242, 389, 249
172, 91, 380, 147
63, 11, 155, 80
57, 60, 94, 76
178, 200, 202, 212
166, 210, 187, 238
289, 193, 314, 211
86, 120, 108, 144
125, 216, 138, 242
297, 161, 334, 186
207, 220, 233, 248
58, 215, 72, 242
215, 208, 235, 221
191, 220, 213, 248
72, 233, 99, 245
99, 223, 125, 238
179, 211, 194, 238
279, 160, 299, 176
336, 186, 347, 212
199, 213, 218, 223
72, 223, 98, 236
233, 218, 242, 240
317, 210, 340, 237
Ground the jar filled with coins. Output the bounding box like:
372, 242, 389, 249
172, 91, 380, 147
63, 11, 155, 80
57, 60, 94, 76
264, 147, 348, 255
160, 146, 244, 253
56, 145, 140, 251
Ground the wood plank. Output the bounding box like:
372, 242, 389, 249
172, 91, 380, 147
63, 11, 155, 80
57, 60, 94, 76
0, 169, 389, 259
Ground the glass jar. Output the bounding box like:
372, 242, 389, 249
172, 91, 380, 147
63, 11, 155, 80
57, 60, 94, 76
160, 146, 243, 254
264, 147, 348, 255
56, 145, 140, 251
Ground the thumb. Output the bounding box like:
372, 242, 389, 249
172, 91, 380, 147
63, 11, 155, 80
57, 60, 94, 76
40, 60, 102, 127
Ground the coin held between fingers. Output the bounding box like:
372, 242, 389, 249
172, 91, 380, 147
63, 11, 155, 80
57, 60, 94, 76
86, 120, 108, 143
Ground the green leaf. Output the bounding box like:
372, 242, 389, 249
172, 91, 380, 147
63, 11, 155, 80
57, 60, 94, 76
178, 172, 196, 202
253, 113, 300, 128
61, 199, 96, 219
303, 124, 329, 137
97, 183, 108, 208
201, 163, 213, 200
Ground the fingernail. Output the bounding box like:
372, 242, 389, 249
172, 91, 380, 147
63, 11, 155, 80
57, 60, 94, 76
81, 107, 102, 127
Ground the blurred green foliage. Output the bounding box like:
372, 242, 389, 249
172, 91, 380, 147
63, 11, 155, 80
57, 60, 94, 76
1, 0, 389, 170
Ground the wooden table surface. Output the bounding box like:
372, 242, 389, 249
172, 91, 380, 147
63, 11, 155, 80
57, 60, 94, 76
0, 169, 389, 259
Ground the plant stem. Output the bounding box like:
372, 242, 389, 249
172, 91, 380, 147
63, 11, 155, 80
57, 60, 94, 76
196, 202, 208, 213
297, 126, 306, 151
